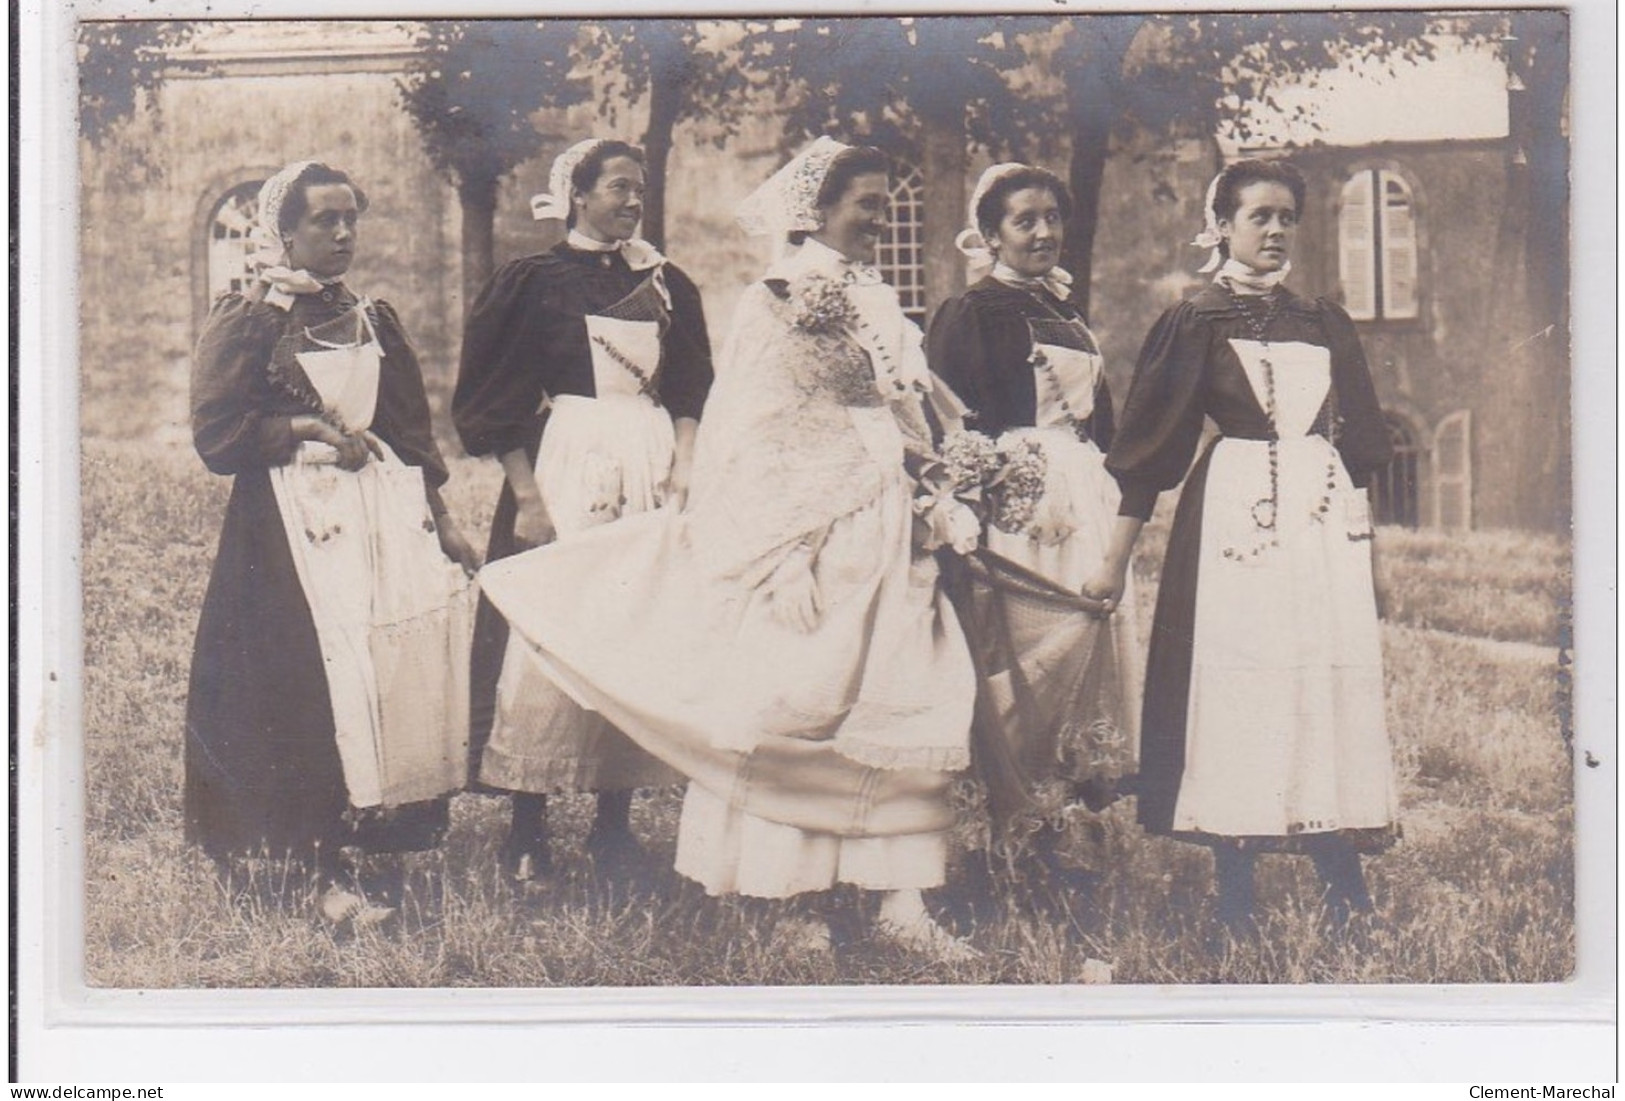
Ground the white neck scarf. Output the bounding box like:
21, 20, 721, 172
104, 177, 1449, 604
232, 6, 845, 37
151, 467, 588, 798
565, 228, 667, 272
1214, 256, 1292, 296
992, 261, 1074, 304
765, 237, 882, 286
250, 159, 347, 306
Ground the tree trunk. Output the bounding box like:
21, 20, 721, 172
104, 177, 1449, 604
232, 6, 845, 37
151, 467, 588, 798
1478, 13, 1569, 532
921, 124, 968, 321
1058, 20, 1139, 321
1064, 101, 1112, 321
458, 174, 499, 317
640, 54, 684, 252
1510, 12, 1571, 532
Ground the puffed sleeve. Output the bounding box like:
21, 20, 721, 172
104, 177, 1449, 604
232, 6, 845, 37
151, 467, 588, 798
1319, 299, 1392, 488
369, 299, 449, 491
925, 294, 998, 434
1105, 301, 1211, 521
190, 294, 300, 475
658, 264, 715, 421
453, 258, 555, 458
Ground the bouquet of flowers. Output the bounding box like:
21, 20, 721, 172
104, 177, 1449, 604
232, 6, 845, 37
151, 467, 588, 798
785, 272, 858, 334
911, 429, 1048, 555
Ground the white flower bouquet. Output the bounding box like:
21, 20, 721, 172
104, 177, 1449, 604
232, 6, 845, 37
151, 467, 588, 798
911, 429, 1049, 555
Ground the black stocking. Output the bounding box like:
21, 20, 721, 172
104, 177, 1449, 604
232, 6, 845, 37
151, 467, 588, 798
508, 792, 548, 848
592, 790, 634, 839
1214, 844, 1258, 935
1306, 835, 1372, 927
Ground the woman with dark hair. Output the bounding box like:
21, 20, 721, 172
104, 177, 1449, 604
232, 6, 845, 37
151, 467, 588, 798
185, 160, 479, 923
926, 163, 1140, 845
478, 138, 977, 959
453, 138, 714, 883
1092, 158, 1397, 940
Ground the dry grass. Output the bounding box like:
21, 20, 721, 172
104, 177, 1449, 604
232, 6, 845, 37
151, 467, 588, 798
78, 438, 1574, 988
1373, 526, 1572, 647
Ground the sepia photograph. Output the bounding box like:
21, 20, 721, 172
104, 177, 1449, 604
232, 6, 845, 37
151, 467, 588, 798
16, 0, 1613, 1082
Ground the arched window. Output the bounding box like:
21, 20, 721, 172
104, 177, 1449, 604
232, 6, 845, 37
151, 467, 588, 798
1370, 413, 1423, 528
1339, 168, 1419, 321
878, 162, 926, 326
207, 180, 265, 302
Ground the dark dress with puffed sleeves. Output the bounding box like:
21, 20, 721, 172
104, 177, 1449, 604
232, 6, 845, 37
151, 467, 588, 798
184, 284, 452, 864
1106, 282, 1397, 852
453, 242, 713, 786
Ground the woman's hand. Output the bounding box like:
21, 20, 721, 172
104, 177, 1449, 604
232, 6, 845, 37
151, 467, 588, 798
435, 514, 482, 576
511, 496, 556, 550
666, 416, 699, 512
1079, 559, 1128, 618
334, 430, 384, 472
292, 415, 376, 471
1079, 515, 1146, 618
664, 451, 693, 511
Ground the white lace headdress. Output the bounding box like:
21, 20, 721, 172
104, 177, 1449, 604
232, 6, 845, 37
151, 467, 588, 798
530, 138, 608, 223
1191, 171, 1225, 274
952, 161, 1026, 270
953, 162, 1075, 299
735, 135, 850, 251
249, 159, 318, 272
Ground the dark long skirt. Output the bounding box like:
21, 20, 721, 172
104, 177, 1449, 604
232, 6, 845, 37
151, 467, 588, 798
1134, 442, 1213, 837
183, 469, 446, 866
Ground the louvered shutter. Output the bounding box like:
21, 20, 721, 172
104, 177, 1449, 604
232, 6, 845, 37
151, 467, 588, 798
1432, 409, 1472, 530
1339, 172, 1377, 320
1380, 172, 1419, 320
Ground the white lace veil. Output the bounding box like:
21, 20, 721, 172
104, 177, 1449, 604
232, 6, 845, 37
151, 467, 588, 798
734, 135, 849, 259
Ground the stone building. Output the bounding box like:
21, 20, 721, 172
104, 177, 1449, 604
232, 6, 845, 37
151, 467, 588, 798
77, 19, 1568, 532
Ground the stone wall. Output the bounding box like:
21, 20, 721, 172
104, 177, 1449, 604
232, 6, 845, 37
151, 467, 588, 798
79, 63, 457, 442
1289, 142, 1569, 532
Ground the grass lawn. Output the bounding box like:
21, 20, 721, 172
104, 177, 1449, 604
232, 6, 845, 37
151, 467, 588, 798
79, 438, 1574, 988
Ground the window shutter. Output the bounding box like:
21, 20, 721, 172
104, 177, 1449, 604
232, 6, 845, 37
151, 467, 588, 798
1431, 409, 1472, 530
1380, 172, 1419, 320
1339, 172, 1377, 320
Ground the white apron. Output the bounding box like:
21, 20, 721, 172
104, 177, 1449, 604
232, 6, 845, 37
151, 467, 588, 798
1174, 338, 1396, 838
481, 304, 683, 794
268, 304, 474, 808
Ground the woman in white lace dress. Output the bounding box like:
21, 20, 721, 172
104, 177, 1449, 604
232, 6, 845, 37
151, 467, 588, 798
479, 139, 977, 958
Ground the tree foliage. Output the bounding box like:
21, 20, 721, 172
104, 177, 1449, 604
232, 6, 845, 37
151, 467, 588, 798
574, 20, 757, 249
77, 21, 203, 150
741, 16, 1052, 162
721, 12, 1502, 314
398, 20, 593, 296
398, 20, 590, 203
